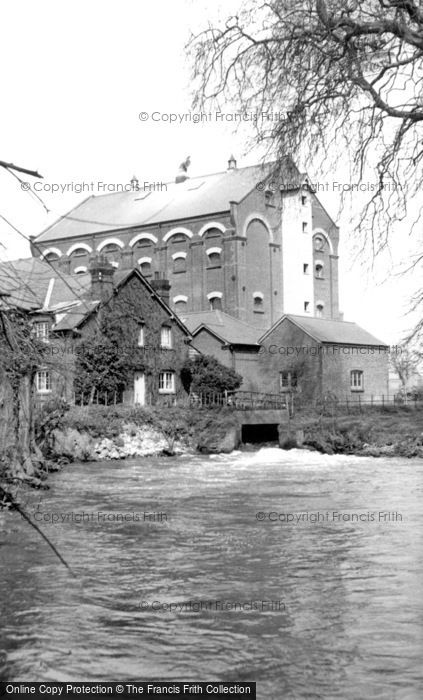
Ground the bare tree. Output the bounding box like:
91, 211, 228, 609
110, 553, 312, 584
390, 343, 421, 396
189, 0, 423, 258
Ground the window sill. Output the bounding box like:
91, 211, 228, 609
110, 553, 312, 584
207, 265, 222, 270
350, 389, 364, 393
36, 389, 52, 394
253, 310, 265, 314
159, 389, 175, 394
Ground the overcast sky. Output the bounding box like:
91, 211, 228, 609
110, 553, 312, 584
0, 0, 420, 345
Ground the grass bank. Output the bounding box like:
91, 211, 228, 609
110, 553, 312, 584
292, 406, 423, 457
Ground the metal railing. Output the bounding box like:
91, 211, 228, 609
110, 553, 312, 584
189, 390, 288, 410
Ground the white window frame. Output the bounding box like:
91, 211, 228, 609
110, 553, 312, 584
36, 370, 52, 393
159, 371, 175, 393
351, 370, 364, 392
160, 326, 172, 348
138, 324, 145, 347
34, 321, 50, 341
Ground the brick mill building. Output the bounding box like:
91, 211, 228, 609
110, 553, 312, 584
31, 157, 341, 329
28, 157, 389, 402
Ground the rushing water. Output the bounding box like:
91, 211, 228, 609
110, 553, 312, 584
1, 448, 423, 699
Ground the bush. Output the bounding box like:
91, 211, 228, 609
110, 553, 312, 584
181, 355, 243, 395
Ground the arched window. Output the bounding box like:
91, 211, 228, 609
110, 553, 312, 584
138, 257, 152, 277
44, 251, 60, 263
206, 247, 222, 268
172, 252, 187, 274
314, 235, 325, 252
253, 292, 264, 311
316, 303, 324, 318
70, 247, 88, 259
203, 227, 223, 242
74, 266, 88, 275
208, 293, 223, 311
101, 243, 121, 266
173, 295, 188, 313
315, 263, 324, 278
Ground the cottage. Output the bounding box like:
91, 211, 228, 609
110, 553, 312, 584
0, 257, 192, 406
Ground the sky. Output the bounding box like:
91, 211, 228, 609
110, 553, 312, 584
0, 0, 421, 345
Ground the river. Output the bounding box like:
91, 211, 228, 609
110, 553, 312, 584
1, 448, 422, 699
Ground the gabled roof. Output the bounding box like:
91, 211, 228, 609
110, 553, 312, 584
50, 267, 192, 337
180, 310, 262, 346
33, 159, 296, 243
259, 314, 388, 346
0, 258, 192, 338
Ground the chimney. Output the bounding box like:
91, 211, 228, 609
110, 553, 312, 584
150, 272, 171, 305
89, 255, 115, 302
228, 154, 237, 170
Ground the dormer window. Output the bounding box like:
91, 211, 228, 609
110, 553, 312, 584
34, 321, 49, 341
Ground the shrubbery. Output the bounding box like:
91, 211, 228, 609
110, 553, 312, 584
181, 354, 242, 395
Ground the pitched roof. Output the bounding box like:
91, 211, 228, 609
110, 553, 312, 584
0, 258, 89, 311
180, 310, 262, 345
259, 314, 388, 346
0, 259, 191, 337
33, 159, 297, 243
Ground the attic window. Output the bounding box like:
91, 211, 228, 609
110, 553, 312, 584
34, 321, 49, 341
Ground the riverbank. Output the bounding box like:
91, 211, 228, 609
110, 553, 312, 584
288, 407, 423, 458
43, 403, 423, 463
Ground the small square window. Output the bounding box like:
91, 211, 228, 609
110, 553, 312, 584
301, 195, 307, 205
302, 222, 308, 233
303, 264, 309, 274
304, 301, 310, 313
